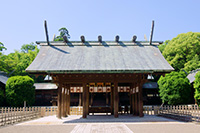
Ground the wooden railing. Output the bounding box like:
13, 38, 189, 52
70, 106, 82, 115
40, 106, 57, 117
143, 105, 200, 122
0, 107, 41, 126
1, 105, 200, 127
158, 105, 200, 122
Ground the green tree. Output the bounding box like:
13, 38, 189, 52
194, 72, 200, 105
158, 71, 192, 105
54, 27, 70, 41
158, 40, 169, 53
0, 89, 5, 106
0, 44, 39, 76
21, 42, 37, 53
0, 42, 6, 51
162, 32, 200, 71
6, 76, 35, 106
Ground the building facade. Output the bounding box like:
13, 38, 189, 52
26, 39, 173, 118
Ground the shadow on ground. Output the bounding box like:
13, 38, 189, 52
63, 114, 177, 123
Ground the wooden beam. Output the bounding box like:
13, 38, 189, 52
44, 20, 50, 45
149, 20, 154, 45
114, 81, 119, 118
82, 82, 87, 118
57, 84, 62, 119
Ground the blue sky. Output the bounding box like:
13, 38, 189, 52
1, 0, 200, 54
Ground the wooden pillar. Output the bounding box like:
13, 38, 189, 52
111, 87, 114, 115
79, 93, 82, 106
82, 82, 87, 118
90, 93, 93, 106
63, 87, 67, 117
135, 93, 138, 115
66, 85, 70, 115
130, 84, 133, 114
106, 92, 109, 106
139, 76, 144, 117
65, 88, 68, 116
67, 87, 70, 115
114, 81, 119, 118
86, 85, 89, 115
57, 84, 62, 119
61, 87, 65, 117
131, 93, 134, 115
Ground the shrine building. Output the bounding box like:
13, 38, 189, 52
26, 35, 174, 118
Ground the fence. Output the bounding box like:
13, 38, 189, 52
143, 105, 200, 122
0, 107, 41, 126
1, 105, 200, 127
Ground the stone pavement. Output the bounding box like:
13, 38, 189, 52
0, 115, 200, 133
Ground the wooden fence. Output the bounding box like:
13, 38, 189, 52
70, 106, 83, 115
143, 105, 200, 122
1, 105, 200, 127
0, 107, 41, 126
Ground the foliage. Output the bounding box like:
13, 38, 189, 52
158, 71, 192, 105
0, 43, 39, 76
6, 76, 35, 106
21, 42, 37, 53
194, 71, 200, 105
158, 40, 169, 53
0, 88, 5, 106
54, 27, 70, 41
0, 42, 6, 51
162, 32, 200, 72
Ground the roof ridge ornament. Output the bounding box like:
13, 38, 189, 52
98, 35, 102, 43
115, 35, 119, 43
132, 35, 137, 43
80, 35, 85, 43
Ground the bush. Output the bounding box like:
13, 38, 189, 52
158, 71, 192, 105
6, 76, 35, 106
194, 72, 200, 105
0, 88, 5, 106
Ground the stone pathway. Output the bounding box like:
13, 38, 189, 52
71, 124, 133, 133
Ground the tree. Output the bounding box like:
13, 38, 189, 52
0, 42, 6, 52
54, 27, 70, 41
6, 76, 35, 106
162, 32, 200, 71
158, 71, 192, 105
158, 40, 169, 53
194, 71, 200, 105
0, 89, 5, 106
0, 43, 39, 76
21, 42, 37, 53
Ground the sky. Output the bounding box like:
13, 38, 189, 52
0, 0, 200, 54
